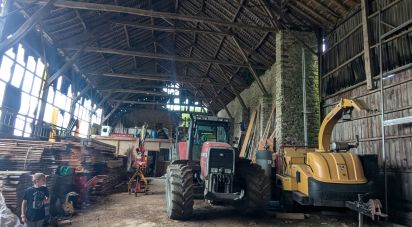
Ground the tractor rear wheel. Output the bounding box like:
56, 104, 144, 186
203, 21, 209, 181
165, 164, 194, 220
235, 160, 270, 215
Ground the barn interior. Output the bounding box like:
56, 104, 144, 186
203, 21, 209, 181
0, 0, 411, 226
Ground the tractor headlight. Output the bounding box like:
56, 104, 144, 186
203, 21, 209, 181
224, 169, 232, 174
211, 168, 218, 173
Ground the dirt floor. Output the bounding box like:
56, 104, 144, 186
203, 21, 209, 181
65, 178, 398, 227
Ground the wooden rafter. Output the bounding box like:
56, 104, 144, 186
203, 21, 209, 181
19, 0, 277, 32
90, 72, 242, 88
293, 0, 331, 25
63, 46, 269, 69
112, 20, 230, 36
232, 36, 269, 96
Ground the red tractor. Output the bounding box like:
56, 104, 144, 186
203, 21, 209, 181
165, 115, 270, 220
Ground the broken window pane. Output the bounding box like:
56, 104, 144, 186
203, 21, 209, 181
27, 56, 36, 73
36, 58, 45, 77
16, 44, 25, 65
0, 56, 13, 82
31, 76, 42, 96
0, 81, 5, 107
19, 92, 30, 115
22, 71, 34, 93
11, 65, 24, 88
5, 48, 15, 59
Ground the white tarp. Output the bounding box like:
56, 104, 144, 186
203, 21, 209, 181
0, 192, 23, 227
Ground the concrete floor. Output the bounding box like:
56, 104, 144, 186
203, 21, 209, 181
65, 178, 394, 227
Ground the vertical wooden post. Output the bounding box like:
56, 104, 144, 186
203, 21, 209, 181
361, 0, 373, 90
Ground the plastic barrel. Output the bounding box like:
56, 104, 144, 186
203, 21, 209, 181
255, 150, 272, 178
151, 131, 158, 138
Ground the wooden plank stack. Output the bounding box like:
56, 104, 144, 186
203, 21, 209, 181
0, 138, 125, 214
0, 171, 32, 216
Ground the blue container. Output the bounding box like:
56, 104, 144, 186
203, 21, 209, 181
151, 131, 158, 139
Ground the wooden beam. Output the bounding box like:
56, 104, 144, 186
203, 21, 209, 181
329, 0, 349, 12
90, 72, 239, 87
123, 25, 137, 70
0, 0, 57, 53
92, 92, 112, 113
101, 94, 128, 123
217, 64, 247, 111
232, 36, 269, 96
287, 4, 323, 27
112, 20, 230, 36
45, 41, 91, 87
19, 0, 277, 32
112, 100, 166, 105
63, 46, 268, 69
72, 84, 91, 104
307, 0, 339, 19
100, 88, 180, 97
0, 0, 13, 40
259, 0, 280, 31
293, 0, 331, 25
361, 0, 373, 90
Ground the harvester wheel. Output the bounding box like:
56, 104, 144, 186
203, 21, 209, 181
165, 164, 194, 220
235, 161, 270, 215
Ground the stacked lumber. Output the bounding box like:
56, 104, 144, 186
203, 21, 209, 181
0, 138, 124, 212
0, 171, 32, 215
89, 161, 127, 196
0, 139, 72, 190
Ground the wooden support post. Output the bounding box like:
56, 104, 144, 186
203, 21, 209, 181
0, 0, 57, 53
232, 36, 269, 96
361, 0, 374, 90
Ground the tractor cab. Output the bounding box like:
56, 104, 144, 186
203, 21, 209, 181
187, 115, 230, 161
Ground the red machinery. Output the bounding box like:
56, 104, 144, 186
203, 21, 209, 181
127, 124, 149, 196
165, 115, 270, 220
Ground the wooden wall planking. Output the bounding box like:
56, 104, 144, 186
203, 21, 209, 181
322, 0, 412, 96
323, 69, 412, 170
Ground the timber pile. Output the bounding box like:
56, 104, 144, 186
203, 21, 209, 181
0, 138, 124, 210
81, 139, 116, 172
89, 158, 127, 197
0, 171, 32, 216
0, 139, 72, 190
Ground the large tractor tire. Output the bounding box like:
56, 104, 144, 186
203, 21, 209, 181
165, 164, 194, 220
235, 160, 270, 215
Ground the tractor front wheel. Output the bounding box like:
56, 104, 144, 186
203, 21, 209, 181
235, 160, 270, 215
165, 164, 194, 220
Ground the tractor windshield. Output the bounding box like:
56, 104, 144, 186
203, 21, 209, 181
191, 120, 229, 160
